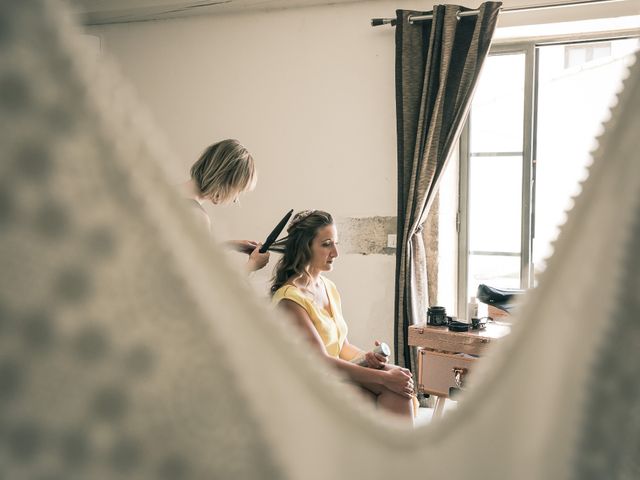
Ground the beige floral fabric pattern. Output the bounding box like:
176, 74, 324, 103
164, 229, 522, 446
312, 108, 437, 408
0, 2, 638, 479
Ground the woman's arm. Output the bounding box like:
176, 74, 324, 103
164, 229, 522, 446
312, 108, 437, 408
225, 239, 258, 254
278, 299, 330, 355
245, 244, 270, 272
221, 240, 270, 271
278, 300, 412, 396
340, 338, 389, 370
338, 338, 364, 362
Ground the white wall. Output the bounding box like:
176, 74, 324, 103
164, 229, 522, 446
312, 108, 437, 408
86, 0, 639, 351
88, 0, 426, 351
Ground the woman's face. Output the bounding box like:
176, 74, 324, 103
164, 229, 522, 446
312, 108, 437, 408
308, 224, 339, 273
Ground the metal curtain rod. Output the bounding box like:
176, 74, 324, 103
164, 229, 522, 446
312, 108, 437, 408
371, 0, 626, 26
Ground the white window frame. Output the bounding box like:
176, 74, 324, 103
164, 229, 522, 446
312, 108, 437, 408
456, 29, 639, 318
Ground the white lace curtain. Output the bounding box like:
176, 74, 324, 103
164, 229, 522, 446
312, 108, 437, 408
0, 2, 638, 479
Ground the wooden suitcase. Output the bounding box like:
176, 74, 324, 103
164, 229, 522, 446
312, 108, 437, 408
408, 322, 510, 356
417, 349, 477, 396
408, 322, 511, 397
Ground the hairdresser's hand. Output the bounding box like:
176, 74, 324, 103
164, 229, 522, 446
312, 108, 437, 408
365, 340, 388, 369
381, 367, 414, 398
246, 243, 270, 272
226, 239, 258, 255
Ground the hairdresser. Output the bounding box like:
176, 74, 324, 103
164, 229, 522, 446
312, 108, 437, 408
182, 139, 270, 272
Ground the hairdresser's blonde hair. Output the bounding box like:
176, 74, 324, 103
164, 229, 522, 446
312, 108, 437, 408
190, 139, 256, 204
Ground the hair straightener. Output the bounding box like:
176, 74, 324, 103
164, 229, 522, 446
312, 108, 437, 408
259, 209, 294, 253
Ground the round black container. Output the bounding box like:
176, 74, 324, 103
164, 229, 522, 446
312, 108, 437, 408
427, 306, 448, 326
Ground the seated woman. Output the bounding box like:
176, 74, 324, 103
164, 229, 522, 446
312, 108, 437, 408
271, 210, 414, 421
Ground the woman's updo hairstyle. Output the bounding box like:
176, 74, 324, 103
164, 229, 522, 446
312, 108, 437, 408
270, 210, 333, 295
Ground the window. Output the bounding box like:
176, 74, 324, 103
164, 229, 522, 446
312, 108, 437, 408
564, 42, 612, 68
467, 53, 525, 295
457, 35, 639, 315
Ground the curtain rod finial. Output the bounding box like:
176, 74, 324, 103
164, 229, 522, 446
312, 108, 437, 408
371, 18, 395, 27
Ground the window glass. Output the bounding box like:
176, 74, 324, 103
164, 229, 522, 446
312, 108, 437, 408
470, 53, 525, 153
462, 35, 638, 309
534, 38, 640, 277
468, 155, 522, 254
468, 254, 521, 296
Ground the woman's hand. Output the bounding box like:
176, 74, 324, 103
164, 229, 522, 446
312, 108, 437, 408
226, 239, 259, 254
381, 367, 414, 398
364, 340, 389, 369
246, 244, 270, 272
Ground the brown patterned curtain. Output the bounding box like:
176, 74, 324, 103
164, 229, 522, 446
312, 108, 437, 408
394, 2, 501, 369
